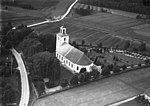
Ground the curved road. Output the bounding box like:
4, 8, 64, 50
11, 0, 78, 106
13, 0, 78, 29
10, 48, 30, 106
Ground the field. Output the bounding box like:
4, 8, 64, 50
69, 13, 150, 43
33, 67, 150, 106
16, 0, 60, 10
32, 15, 150, 54
1, 6, 46, 27
1, 0, 78, 27
50, 0, 77, 17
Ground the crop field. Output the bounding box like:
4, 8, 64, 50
1, 11, 25, 19
1, 11, 44, 26
16, 0, 60, 10
32, 11, 150, 53
33, 20, 150, 54
68, 13, 150, 44
78, 13, 145, 30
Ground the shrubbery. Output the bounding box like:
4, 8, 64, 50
90, 69, 100, 80
75, 7, 91, 16
60, 79, 68, 87
112, 66, 121, 73
70, 74, 79, 85
101, 66, 111, 76
80, 0, 150, 15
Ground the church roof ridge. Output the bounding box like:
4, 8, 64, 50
57, 43, 92, 65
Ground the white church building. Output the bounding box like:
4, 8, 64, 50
56, 26, 94, 73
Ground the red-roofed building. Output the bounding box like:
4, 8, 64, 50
56, 26, 93, 73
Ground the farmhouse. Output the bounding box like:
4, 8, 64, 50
56, 26, 93, 73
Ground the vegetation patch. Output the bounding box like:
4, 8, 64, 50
79, 0, 150, 15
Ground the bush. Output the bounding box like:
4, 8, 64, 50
84, 72, 91, 82
101, 66, 111, 76
144, 59, 150, 65
70, 74, 79, 86
78, 73, 85, 83
60, 79, 68, 87
75, 8, 91, 16
113, 66, 121, 73
91, 69, 100, 80
108, 64, 113, 71
138, 63, 141, 67
34, 81, 45, 96
122, 65, 127, 70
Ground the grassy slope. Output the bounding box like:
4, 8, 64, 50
16, 0, 61, 10
50, 0, 76, 17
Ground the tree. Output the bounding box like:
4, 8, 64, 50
122, 64, 127, 70
1, 22, 13, 35
35, 81, 45, 96
144, 59, 150, 65
72, 41, 78, 48
78, 73, 85, 83
139, 42, 146, 52
97, 42, 102, 48
84, 72, 91, 82
2, 27, 33, 48
108, 64, 113, 70
2, 85, 20, 105
60, 79, 68, 87
70, 74, 79, 85
124, 41, 130, 49
5, 40, 13, 49
101, 66, 111, 76
113, 65, 121, 73
91, 68, 100, 80
75, 8, 91, 16
81, 40, 85, 45
94, 56, 101, 66
133, 47, 138, 53
18, 38, 43, 58
50, 58, 61, 80
28, 51, 61, 83
38, 33, 56, 52
31, 75, 44, 82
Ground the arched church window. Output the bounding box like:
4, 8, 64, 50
64, 38, 66, 41
77, 66, 79, 70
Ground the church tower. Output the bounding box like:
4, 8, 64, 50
56, 26, 69, 50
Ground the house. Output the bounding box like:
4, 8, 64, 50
56, 26, 94, 73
